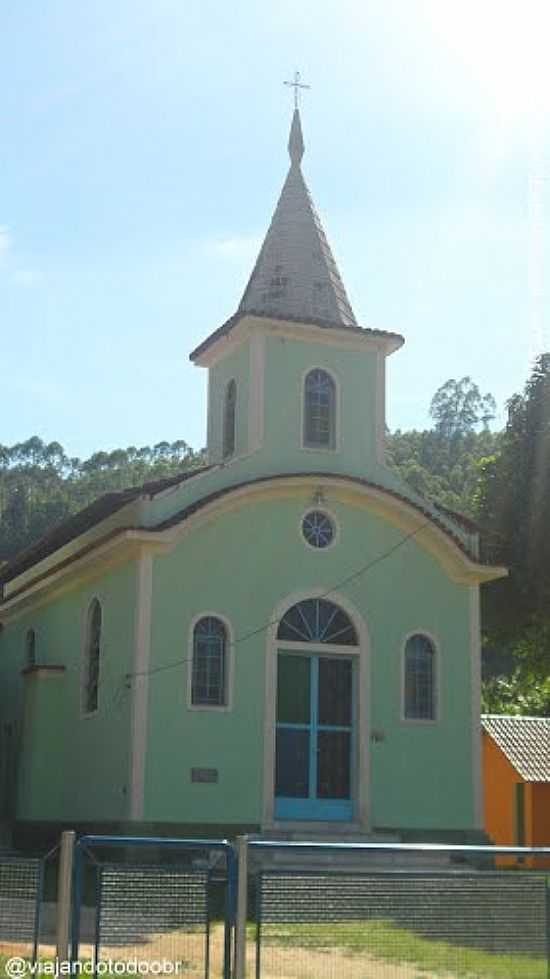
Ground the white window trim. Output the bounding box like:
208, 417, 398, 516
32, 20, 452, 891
300, 365, 342, 453
262, 588, 370, 832
80, 595, 103, 720
187, 611, 235, 712
299, 505, 339, 552
400, 629, 440, 725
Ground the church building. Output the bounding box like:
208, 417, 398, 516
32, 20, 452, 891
0, 106, 506, 843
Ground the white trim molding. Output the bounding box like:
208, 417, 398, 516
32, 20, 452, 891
375, 351, 386, 465
262, 588, 370, 832
1, 475, 508, 623
469, 585, 483, 829
248, 331, 265, 453
192, 314, 403, 369
128, 553, 153, 821
400, 629, 441, 725
186, 611, 235, 712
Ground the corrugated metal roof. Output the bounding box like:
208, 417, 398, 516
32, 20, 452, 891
481, 714, 550, 782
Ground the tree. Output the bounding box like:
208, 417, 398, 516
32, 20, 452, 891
430, 377, 496, 439
479, 354, 550, 630
476, 355, 550, 712
0, 437, 205, 562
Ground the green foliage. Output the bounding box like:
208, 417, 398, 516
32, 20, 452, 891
481, 619, 550, 716
0, 437, 205, 563
387, 429, 498, 514
478, 354, 550, 629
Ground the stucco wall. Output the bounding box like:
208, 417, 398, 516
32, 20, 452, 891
0, 561, 137, 822
207, 341, 250, 464
143, 489, 475, 832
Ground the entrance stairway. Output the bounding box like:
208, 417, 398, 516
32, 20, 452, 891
250, 828, 454, 871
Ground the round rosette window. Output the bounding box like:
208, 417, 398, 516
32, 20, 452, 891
302, 510, 335, 549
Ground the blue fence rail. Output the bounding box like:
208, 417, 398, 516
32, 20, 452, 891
70, 836, 237, 979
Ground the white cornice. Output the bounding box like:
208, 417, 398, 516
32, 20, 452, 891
0, 475, 506, 621
0, 531, 169, 623
192, 315, 402, 368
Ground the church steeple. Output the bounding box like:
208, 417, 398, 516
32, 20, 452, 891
237, 108, 357, 328
288, 108, 304, 166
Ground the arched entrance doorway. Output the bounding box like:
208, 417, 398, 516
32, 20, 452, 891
273, 597, 360, 822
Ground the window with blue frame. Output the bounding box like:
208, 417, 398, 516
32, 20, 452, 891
404, 634, 436, 720
191, 616, 227, 707
303, 369, 336, 449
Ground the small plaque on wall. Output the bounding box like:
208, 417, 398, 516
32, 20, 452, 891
191, 767, 219, 784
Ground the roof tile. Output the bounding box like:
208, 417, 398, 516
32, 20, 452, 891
481, 714, 550, 782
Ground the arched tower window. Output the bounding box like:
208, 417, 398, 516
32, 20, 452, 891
25, 629, 36, 669
191, 616, 228, 706
277, 598, 357, 645
223, 379, 237, 459
83, 599, 102, 715
303, 369, 336, 449
404, 634, 436, 720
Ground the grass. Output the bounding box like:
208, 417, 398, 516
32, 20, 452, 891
256, 919, 547, 978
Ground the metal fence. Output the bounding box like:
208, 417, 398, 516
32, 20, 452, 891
70, 835, 237, 979
0, 854, 44, 961
241, 841, 550, 979
4, 834, 550, 978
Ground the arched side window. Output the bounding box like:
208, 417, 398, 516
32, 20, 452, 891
303, 369, 336, 449
25, 629, 36, 669
83, 599, 102, 715
404, 634, 436, 720
192, 617, 228, 707
277, 598, 358, 646
223, 379, 237, 459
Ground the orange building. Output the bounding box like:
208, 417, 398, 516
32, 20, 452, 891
481, 714, 550, 866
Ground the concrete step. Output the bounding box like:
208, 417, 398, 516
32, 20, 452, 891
248, 831, 456, 871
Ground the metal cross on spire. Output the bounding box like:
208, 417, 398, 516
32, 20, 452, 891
284, 71, 310, 109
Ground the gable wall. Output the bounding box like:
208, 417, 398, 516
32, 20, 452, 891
142, 490, 475, 832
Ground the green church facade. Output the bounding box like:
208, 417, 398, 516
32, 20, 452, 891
0, 109, 505, 843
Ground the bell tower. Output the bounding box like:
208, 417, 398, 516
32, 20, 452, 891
190, 100, 403, 480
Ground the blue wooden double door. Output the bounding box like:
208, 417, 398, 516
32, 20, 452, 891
274, 652, 355, 821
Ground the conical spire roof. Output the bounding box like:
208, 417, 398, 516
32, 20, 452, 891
238, 109, 357, 328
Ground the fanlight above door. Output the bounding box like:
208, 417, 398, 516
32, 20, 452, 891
277, 598, 358, 646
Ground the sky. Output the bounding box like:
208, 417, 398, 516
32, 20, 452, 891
2, 0, 550, 459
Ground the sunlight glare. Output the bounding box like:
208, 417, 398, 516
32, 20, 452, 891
423, 0, 550, 120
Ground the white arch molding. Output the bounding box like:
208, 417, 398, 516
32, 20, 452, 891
262, 587, 371, 831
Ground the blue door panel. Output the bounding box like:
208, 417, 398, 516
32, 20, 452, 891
275, 653, 354, 821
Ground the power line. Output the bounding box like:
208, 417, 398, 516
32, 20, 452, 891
125, 518, 432, 683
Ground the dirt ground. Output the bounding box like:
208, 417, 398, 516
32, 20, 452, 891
1, 927, 459, 979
